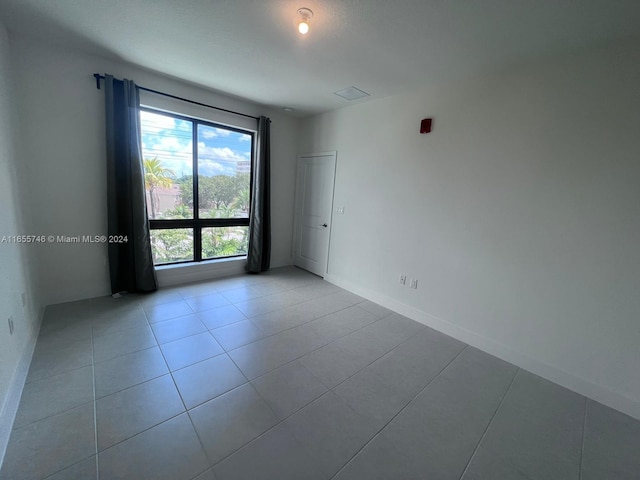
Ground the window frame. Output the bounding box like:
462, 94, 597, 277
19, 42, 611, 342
141, 106, 254, 265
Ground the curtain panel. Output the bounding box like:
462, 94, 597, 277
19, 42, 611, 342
104, 75, 157, 293
246, 116, 271, 273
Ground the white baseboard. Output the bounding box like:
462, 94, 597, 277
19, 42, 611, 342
0, 307, 43, 469
325, 273, 640, 421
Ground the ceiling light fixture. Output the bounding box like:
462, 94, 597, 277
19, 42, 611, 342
297, 8, 313, 35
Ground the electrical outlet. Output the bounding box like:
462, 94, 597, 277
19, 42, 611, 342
399, 275, 407, 286
8, 317, 14, 335
410, 279, 418, 289
336, 206, 345, 215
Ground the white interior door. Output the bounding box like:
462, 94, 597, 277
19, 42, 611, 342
293, 152, 337, 277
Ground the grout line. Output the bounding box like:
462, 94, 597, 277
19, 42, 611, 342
327, 323, 429, 392
142, 307, 190, 414
329, 345, 470, 480
457, 367, 521, 480
579, 397, 588, 480
94, 298, 193, 456
90, 315, 100, 479
235, 311, 387, 383
222, 293, 413, 388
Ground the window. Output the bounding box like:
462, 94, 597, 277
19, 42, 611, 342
140, 108, 253, 265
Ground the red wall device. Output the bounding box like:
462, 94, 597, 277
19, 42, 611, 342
420, 118, 432, 134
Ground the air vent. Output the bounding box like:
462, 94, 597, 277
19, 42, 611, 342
334, 86, 370, 101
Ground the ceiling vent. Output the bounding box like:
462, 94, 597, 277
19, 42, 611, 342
334, 86, 370, 101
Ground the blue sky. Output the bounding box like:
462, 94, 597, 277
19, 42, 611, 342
140, 110, 251, 178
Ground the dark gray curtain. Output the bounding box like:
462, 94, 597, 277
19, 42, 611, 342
246, 116, 271, 273
104, 75, 157, 294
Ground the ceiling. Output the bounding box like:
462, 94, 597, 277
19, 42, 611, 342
1, 0, 640, 116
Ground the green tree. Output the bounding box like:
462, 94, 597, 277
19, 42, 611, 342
162, 204, 192, 219
144, 158, 175, 219
201, 227, 246, 259
232, 188, 250, 214
150, 229, 193, 264
177, 176, 193, 208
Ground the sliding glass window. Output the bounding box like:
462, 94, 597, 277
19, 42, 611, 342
140, 108, 253, 265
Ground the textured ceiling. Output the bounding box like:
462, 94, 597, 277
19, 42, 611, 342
1, 0, 640, 116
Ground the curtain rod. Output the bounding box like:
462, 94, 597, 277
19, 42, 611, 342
93, 73, 259, 121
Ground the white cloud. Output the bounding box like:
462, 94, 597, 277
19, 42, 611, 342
140, 110, 178, 131
198, 144, 249, 163
200, 127, 233, 139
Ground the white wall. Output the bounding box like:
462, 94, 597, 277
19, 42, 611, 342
299, 42, 640, 419
10, 34, 299, 306
0, 24, 42, 465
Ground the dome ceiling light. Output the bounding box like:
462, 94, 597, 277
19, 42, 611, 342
297, 8, 313, 35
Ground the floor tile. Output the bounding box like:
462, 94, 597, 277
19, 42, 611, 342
91, 306, 148, 338
581, 400, 640, 480
299, 315, 422, 388
249, 305, 318, 336
42, 456, 97, 480
356, 300, 393, 318
284, 391, 379, 477
299, 335, 382, 389
96, 374, 185, 451
308, 290, 364, 316
198, 304, 247, 330
191, 469, 216, 480
250, 280, 290, 296
332, 434, 418, 480
26, 337, 93, 382
213, 424, 325, 480
338, 347, 517, 480
138, 288, 184, 308
151, 314, 207, 344
14, 365, 93, 428
210, 319, 266, 351
220, 285, 264, 303
144, 299, 194, 323
251, 360, 328, 419
178, 281, 220, 299
93, 324, 157, 362
367, 326, 466, 400
209, 276, 262, 293
94, 346, 169, 398
333, 367, 411, 429
285, 297, 347, 321
227, 324, 330, 380
38, 304, 93, 337
99, 414, 209, 480
462, 370, 584, 480
37, 318, 93, 345
89, 299, 144, 328
0, 403, 95, 480
292, 281, 341, 300
235, 290, 305, 317
189, 383, 279, 464
160, 332, 224, 371
185, 292, 230, 313
172, 354, 247, 409
303, 305, 379, 343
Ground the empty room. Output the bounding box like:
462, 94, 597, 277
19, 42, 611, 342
1, 1, 639, 479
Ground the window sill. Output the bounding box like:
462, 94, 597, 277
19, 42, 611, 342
155, 256, 247, 287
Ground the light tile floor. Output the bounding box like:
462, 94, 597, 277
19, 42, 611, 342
1, 266, 639, 479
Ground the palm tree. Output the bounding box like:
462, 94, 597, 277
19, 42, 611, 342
143, 157, 175, 219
